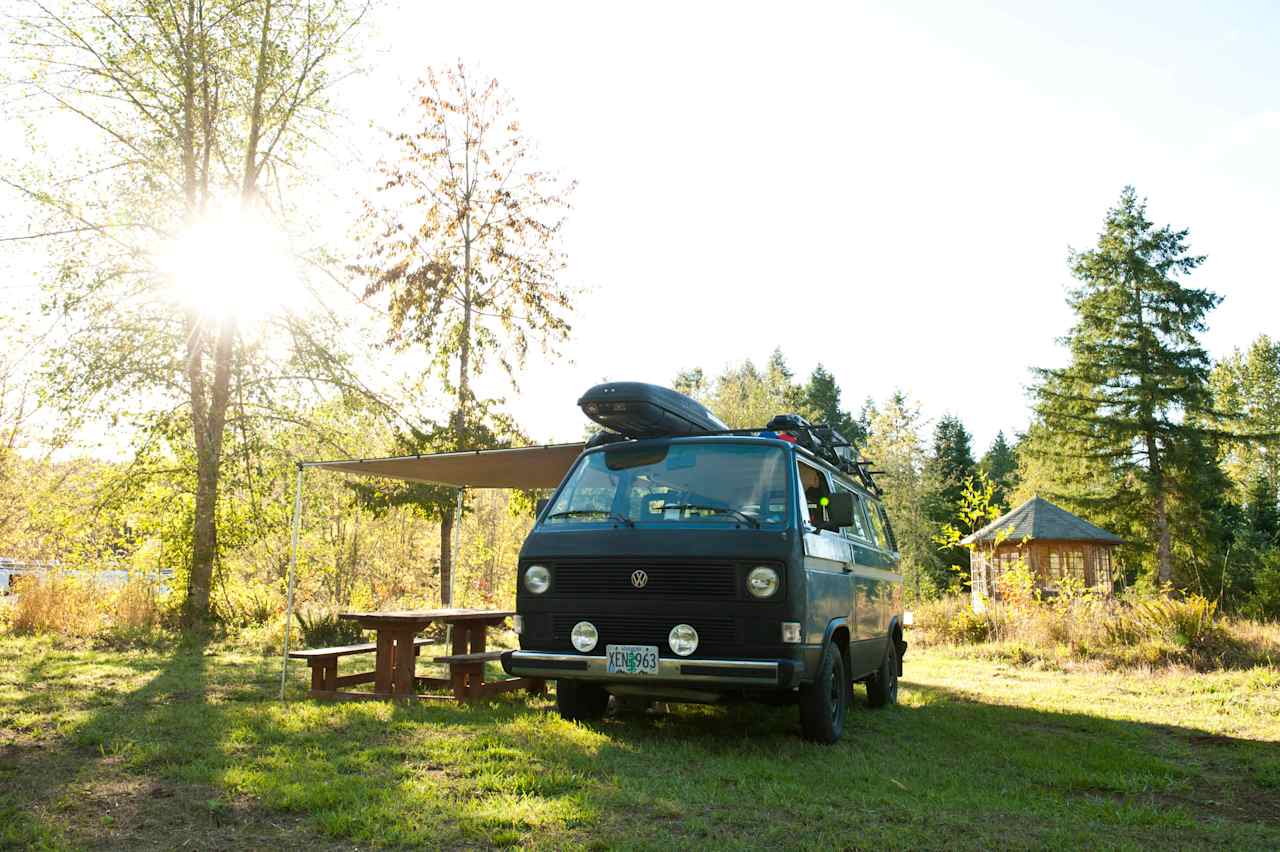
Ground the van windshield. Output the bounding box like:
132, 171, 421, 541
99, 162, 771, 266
542, 442, 790, 528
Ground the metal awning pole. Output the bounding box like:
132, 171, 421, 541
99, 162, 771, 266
279, 464, 306, 700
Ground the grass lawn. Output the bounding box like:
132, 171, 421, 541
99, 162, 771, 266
1, 635, 1278, 850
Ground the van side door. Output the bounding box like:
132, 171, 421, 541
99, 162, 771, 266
796, 459, 854, 647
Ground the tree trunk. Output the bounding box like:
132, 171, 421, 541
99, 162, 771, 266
1145, 432, 1174, 586
439, 505, 454, 606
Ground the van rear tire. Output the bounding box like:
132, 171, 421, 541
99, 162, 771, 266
556, 679, 609, 721
798, 645, 847, 744
865, 640, 899, 708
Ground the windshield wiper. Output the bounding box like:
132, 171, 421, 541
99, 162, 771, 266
545, 509, 635, 528
660, 504, 761, 529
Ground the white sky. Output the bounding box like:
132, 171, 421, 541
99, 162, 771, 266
343, 0, 1280, 454
6, 1, 1280, 458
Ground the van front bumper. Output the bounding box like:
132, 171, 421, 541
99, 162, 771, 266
501, 650, 802, 688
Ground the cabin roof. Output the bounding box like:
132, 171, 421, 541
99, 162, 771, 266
960, 496, 1123, 545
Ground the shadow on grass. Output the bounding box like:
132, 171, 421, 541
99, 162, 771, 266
0, 636, 354, 850
4, 644, 1279, 850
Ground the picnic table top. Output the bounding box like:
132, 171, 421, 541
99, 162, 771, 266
338, 608, 515, 627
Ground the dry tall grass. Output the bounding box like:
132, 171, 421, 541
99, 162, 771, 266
910, 592, 1280, 671
6, 573, 167, 642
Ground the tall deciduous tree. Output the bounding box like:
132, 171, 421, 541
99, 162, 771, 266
357, 63, 574, 603
1211, 335, 1280, 495
1031, 187, 1220, 586
862, 391, 944, 601
4, 0, 372, 627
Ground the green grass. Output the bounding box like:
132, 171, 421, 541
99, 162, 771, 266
1, 634, 1277, 850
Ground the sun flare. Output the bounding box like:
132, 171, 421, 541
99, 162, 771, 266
154, 206, 299, 323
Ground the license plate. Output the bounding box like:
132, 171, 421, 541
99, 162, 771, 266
606, 644, 659, 675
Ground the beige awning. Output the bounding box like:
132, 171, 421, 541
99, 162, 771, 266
307, 443, 585, 489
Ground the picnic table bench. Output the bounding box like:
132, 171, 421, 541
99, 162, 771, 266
290, 608, 544, 703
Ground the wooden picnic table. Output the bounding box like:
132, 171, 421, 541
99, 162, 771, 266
294, 608, 543, 702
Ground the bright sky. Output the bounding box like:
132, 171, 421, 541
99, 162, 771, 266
350, 0, 1280, 454
5, 1, 1278, 459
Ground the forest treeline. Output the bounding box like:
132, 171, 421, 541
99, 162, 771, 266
1, 5, 1278, 635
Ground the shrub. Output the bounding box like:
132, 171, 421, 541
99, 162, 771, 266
5, 573, 170, 644
908, 589, 1275, 671
10, 574, 104, 637
294, 608, 365, 647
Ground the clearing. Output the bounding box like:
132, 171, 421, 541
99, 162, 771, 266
1, 636, 1277, 850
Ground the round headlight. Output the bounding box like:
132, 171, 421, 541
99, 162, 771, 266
668, 623, 699, 657
570, 621, 598, 652
524, 564, 550, 594
747, 566, 780, 598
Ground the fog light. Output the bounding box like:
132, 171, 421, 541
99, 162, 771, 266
781, 622, 802, 644
570, 621, 598, 652
668, 623, 699, 656
512, 614, 524, 635
524, 564, 550, 594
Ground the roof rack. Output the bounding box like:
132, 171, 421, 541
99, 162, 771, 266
764, 414, 882, 496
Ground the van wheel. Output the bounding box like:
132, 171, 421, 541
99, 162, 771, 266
865, 640, 899, 708
799, 644, 847, 744
556, 679, 609, 721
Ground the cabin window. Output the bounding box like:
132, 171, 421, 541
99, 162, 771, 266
1067, 551, 1085, 580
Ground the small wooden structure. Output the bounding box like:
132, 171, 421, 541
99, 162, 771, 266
961, 496, 1122, 604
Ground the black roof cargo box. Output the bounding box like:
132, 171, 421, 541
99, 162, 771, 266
578, 382, 728, 439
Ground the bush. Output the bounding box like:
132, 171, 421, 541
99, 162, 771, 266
9, 574, 104, 637
5, 573, 170, 644
909, 590, 1278, 671
294, 608, 366, 647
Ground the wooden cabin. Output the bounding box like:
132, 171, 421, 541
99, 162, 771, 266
961, 496, 1122, 605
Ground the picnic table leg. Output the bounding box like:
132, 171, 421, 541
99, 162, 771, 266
448, 624, 469, 700
374, 630, 394, 695
392, 629, 418, 696
468, 625, 487, 699
323, 657, 338, 692
310, 663, 325, 694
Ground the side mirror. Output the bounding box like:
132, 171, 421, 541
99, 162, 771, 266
823, 492, 855, 530
535, 498, 549, 518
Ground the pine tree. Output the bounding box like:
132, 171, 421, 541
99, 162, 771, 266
1031, 187, 1220, 587
979, 431, 1018, 509
803, 364, 866, 445
926, 415, 976, 574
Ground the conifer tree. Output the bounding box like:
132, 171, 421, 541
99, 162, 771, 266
803, 364, 866, 445
979, 431, 1018, 509
1031, 187, 1220, 586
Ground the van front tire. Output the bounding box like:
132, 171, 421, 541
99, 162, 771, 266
556, 679, 609, 722
799, 645, 847, 744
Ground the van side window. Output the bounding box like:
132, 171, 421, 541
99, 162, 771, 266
865, 500, 891, 550
796, 460, 831, 527
836, 484, 870, 541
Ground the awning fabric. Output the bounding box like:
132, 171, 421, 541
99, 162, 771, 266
307, 442, 585, 490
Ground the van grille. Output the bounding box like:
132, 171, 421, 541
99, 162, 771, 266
551, 613, 737, 647
548, 560, 738, 598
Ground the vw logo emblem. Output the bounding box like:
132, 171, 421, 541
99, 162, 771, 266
630, 569, 649, 589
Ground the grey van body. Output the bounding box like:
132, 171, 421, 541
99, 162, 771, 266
501, 432, 906, 742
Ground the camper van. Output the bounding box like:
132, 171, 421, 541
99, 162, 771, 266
501, 383, 905, 743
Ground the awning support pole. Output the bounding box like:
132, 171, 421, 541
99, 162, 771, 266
279, 464, 305, 700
